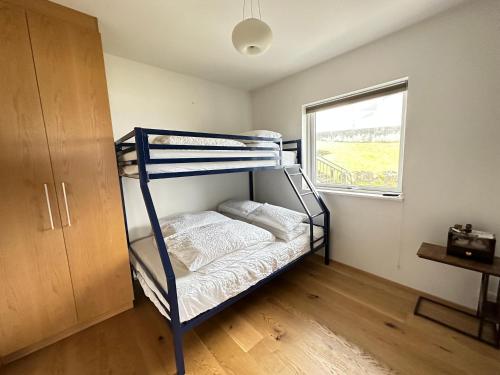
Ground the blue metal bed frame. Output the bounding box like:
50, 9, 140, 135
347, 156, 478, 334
115, 127, 330, 375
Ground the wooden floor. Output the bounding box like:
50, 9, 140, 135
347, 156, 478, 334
2, 256, 500, 374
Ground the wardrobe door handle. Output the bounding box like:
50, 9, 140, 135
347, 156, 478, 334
61, 182, 72, 227
43, 184, 54, 230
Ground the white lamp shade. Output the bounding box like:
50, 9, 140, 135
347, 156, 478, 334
232, 18, 272, 56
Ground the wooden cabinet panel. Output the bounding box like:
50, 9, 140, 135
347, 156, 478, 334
27, 11, 133, 322
4, 0, 98, 31
0, 2, 77, 355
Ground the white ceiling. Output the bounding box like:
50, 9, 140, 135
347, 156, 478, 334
54, 0, 467, 90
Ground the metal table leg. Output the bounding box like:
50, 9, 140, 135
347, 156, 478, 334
414, 273, 499, 348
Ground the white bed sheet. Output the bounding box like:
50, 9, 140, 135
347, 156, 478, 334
119, 149, 297, 175
130, 223, 323, 322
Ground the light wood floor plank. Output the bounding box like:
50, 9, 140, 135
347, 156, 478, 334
217, 310, 264, 353
195, 319, 263, 375
248, 338, 305, 375
237, 300, 337, 375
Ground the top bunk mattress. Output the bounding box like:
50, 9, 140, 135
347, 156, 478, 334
119, 149, 297, 176
130, 223, 323, 322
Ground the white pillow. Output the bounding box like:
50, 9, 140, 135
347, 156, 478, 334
256, 222, 307, 242
240, 130, 282, 140
248, 203, 308, 232
245, 141, 280, 150
158, 211, 230, 237
166, 220, 275, 271
217, 200, 262, 219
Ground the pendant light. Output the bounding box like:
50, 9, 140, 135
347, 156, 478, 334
232, 0, 272, 56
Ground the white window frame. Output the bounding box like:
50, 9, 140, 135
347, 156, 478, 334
302, 79, 408, 196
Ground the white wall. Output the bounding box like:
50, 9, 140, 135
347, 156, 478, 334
104, 54, 253, 239
251, 0, 500, 308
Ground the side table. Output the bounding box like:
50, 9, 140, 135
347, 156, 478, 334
415, 242, 500, 347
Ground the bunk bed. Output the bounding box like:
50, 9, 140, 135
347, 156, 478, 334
115, 127, 330, 375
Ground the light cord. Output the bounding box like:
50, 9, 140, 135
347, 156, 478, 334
243, 0, 263, 21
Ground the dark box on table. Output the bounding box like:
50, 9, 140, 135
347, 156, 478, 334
447, 226, 496, 264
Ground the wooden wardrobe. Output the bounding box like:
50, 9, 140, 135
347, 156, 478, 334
0, 0, 132, 363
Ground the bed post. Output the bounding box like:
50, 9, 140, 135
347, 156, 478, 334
249, 172, 254, 201
315, 190, 331, 265
118, 175, 130, 248
296, 139, 302, 167
140, 181, 186, 374
135, 128, 186, 375
323, 206, 331, 265
118, 174, 137, 298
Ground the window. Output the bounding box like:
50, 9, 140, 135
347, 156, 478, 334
304, 80, 407, 195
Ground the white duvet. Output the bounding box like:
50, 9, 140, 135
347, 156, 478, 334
158, 211, 229, 237
130, 223, 323, 322
151, 135, 246, 147
166, 220, 275, 271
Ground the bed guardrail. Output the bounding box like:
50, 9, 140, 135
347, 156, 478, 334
115, 127, 301, 181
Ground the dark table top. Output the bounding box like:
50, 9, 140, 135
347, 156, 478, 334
418, 242, 500, 277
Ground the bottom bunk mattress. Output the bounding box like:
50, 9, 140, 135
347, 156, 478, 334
130, 223, 323, 322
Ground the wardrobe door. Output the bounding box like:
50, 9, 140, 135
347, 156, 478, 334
27, 11, 132, 322
0, 2, 77, 356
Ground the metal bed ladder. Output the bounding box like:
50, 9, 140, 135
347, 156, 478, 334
284, 167, 330, 265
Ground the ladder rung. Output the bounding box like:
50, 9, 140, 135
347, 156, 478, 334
313, 236, 325, 243
287, 173, 302, 176
300, 191, 314, 196
311, 212, 324, 218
